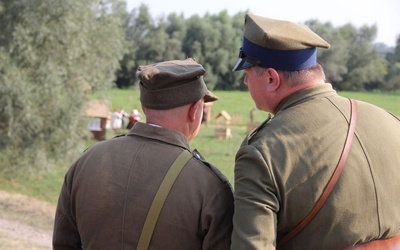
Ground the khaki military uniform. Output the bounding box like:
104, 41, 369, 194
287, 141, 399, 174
232, 84, 400, 249
53, 122, 234, 249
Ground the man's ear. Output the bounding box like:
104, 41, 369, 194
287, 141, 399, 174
265, 68, 280, 92
188, 99, 202, 122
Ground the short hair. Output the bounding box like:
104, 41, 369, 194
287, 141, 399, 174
278, 64, 326, 87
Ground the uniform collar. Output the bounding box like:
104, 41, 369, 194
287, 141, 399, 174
245, 84, 336, 142
275, 83, 337, 114
127, 122, 190, 150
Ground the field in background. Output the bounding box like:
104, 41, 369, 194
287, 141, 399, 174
1, 89, 399, 204
340, 91, 400, 115
95, 88, 400, 184
97, 88, 400, 125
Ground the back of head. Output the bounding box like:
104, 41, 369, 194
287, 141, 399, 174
136, 58, 218, 110
232, 14, 331, 72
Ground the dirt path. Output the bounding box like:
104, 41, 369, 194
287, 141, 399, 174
0, 190, 54, 249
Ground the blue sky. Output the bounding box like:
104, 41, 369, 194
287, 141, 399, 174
126, 0, 400, 47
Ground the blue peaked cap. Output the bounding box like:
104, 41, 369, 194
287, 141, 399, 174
233, 14, 330, 72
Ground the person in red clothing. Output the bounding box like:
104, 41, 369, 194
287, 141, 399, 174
127, 108, 141, 129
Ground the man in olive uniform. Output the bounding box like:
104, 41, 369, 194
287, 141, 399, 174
53, 58, 234, 249
231, 14, 400, 249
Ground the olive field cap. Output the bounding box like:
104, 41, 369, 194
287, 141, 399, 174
232, 14, 331, 71
137, 58, 218, 110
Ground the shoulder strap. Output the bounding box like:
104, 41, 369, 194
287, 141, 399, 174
137, 150, 192, 250
277, 99, 358, 247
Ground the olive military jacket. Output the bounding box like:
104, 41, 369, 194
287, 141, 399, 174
53, 122, 234, 249
232, 84, 400, 250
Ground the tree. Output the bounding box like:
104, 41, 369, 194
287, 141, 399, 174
114, 7, 398, 92
204, 11, 245, 90
384, 35, 400, 90
116, 4, 155, 88
306, 20, 349, 87
182, 11, 246, 90
0, 0, 125, 176
163, 13, 186, 60
337, 24, 386, 90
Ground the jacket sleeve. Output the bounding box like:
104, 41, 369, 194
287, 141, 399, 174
53, 167, 82, 250
231, 145, 279, 250
201, 181, 234, 250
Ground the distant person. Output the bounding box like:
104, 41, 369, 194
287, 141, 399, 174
231, 13, 400, 249
109, 108, 123, 130
126, 108, 141, 129
201, 104, 208, 126
120, 108, 129, 129
53, 58, 234, 249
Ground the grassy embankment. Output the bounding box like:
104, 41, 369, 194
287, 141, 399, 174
1, 89, 399, 204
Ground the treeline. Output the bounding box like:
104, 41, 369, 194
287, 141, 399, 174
0, 0, 399, 176
117, 4, 400, 91
0, 0, 126, 175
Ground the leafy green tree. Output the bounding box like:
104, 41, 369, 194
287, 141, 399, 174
181, 11, 246, 90
115, 7, 139, 89
163, 13, 186, 60
204, 11, 245, 90
135, 14, 188, 74
384, 35, 400, 90
0, 0, 125, 176
116, 4, 156, 88
165, 13, 187, 41
223, 12, 249, 91
115, 6, 396, 92
306, 20, 350, 87
136, 20, 170, 63
337, 24, 386, 90
182, 15, 207, 61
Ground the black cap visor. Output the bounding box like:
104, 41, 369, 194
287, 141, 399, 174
232, 48, 261, 72
232, 58, 255, 71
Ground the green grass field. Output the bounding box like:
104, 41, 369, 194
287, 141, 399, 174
93, 88, 400, 185
96, 88, 400, 124
1, 88, 399, 204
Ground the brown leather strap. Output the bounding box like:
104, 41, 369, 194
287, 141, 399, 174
345, 234, 400, 249
277, 99, 358, 247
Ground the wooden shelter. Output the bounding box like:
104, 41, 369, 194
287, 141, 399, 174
83, 100, 110, 141
214, 110, 232, 139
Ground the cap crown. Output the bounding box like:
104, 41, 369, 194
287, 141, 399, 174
137, 59, 206, 89
244, 14, 330, 50
137, 58, 218, 110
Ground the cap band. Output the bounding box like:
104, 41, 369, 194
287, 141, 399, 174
242, 37, 317, 71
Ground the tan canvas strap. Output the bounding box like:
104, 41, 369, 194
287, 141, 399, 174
277, 99, 358, 248
137, 150, 192, 250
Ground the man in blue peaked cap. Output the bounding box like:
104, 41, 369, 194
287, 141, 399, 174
231, 13, 400, 250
